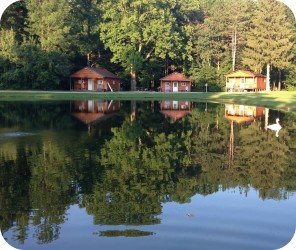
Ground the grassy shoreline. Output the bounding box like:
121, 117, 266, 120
0, 90, 295, 111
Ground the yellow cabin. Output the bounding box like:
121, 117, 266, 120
225, 70, 266, 92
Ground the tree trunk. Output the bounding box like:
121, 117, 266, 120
165, 58, 168, 75
278, 70, 282, 91
130, 67, 137, 91
151, 75, 155, 91
232, 28, 237, 72
151, 101, 154, 113
229, 120, 234, 163
266, 63, 271, 91
264, 108, 269, 130
130, 100, 136, 121
87, 53, 91, 67
272, 81, 275, 91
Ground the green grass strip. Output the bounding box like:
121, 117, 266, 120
0, 90, 295, 111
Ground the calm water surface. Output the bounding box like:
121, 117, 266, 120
0, 100, 295, 250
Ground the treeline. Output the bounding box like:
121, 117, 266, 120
0, 0, 295, 90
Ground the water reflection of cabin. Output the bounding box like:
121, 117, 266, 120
225, 70, 266, 92
70, 67, 120, 91
71, 100, 120, 125
160, 72, 191, 92
225, 104, 265, 123
160, 100, 191, 122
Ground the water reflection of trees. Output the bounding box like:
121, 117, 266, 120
0, 101, 295, 244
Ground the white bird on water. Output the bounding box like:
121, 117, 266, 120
267, 118, 282, 137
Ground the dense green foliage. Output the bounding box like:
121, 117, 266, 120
0, 0, 295, 90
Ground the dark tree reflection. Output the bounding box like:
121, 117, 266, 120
0, 101, 295, 244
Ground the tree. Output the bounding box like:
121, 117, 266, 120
0, 1, 27, 41
26, 0, 72, 53
189, 0, 254, 72
99, 0, 182, 90
69, 0, 102, 66
0, 28, 19, 62
0, 37, 71, 90
243, 0, 294, 91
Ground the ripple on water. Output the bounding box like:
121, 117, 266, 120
0, 131, 35, 139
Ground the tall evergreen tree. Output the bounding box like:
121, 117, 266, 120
242, 0, 294, 91
189, 0, 254, 71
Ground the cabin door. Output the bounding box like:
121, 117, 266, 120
88, 79, 94, 91
173, 101, 178, 110
88, 100, 94, 112
240, 78, 245, 90
97, 80, 103, 92
173, 82, 178, 92
97, 100, 103, 111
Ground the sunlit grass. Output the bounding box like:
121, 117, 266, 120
0, 90, 295, 111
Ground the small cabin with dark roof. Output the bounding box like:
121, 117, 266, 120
70, 67, 120, 91
225, 70, 266, 92
160, 72, 191, 92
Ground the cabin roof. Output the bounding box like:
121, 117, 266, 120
160, 110, 191, 120
225, 70, 266, 78
160, 72, 191, 82
224, 115, 255, 124
71, 112, 116, 125
70, 67, 119, 79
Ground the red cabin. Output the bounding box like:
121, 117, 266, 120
160, 100, 191, 123
71, 100, 120, 125
70, 67, 120, 92
160, 72, 191, 92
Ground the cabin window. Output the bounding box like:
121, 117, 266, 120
78, 79, 82, 84
240, 78, 245, 84
165, 82, 171, 92
164, 101, 171, 109
181, 104, 186, 110
173, 82, 178, 87
181, 82, 186, 86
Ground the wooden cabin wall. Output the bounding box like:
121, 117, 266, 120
160, 81, 191, 92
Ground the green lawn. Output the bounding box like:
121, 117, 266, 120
0, 90, 295, 111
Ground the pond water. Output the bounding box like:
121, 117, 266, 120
0, 100, 295, 250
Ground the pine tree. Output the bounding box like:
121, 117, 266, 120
189, 0, 254, 71
242, 0, 294, 91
